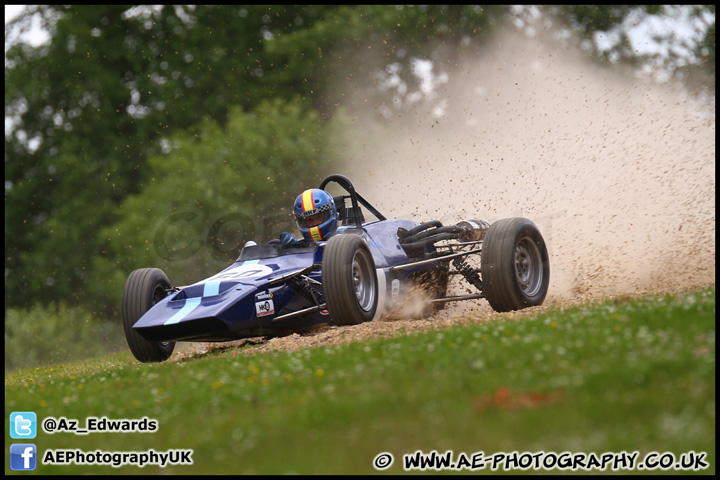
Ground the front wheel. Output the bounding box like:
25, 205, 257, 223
322, 235, 379, 326
481, 218, 550, 312
122, 268, 176, 362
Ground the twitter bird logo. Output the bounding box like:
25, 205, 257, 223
10, 412, 37, 439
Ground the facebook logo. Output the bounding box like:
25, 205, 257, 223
10, 444, 37, 471
10, 411, 37, 439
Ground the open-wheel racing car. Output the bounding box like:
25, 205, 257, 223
122, 174, 550, 362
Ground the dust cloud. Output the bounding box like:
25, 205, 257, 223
180, 30, 715, 360
343, 30, 715, 303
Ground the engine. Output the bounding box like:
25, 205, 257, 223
398, 218, 490, 253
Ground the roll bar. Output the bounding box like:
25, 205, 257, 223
318, 174, 386, 229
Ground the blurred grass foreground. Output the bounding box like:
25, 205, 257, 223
4, 286, 715, 474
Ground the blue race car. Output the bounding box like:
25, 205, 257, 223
122, 174, 550, 362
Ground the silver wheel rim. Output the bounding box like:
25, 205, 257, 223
515, 237, 543, 297
352, 249, 376, 312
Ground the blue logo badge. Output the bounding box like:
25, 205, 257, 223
10, 444, 37, 471
10, 412, 37, 439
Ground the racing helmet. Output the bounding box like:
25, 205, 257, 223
293, 188, 338, 242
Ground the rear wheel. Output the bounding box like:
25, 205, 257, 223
122, 268, 176, 362
322, 235, 378, 326
481, 218, 549, 312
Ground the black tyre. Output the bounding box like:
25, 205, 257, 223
122, 268, 176, 362
481, 218, 550, 312
322, 235, 379, 326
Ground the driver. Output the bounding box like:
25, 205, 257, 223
258, 188, 339, 247
292, 188, 339, 242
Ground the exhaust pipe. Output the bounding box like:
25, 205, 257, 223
456, 220, 490, 242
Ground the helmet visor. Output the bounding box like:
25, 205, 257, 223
297, 209, 331, 229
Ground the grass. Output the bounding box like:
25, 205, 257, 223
5, 287, 715, 475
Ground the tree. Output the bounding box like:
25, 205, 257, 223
5, 5, 508, 312
6, 5, 713, 314
90, 98, 350, 313
550, 5, 715, 87
5, 5, 338, 309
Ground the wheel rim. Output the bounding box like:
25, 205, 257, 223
515, 237, 544, 297
351, 249, 376, 312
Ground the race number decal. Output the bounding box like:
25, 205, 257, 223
206, 263, 273, 283
255, 299, 275, 317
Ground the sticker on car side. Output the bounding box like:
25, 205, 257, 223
391, 279, 400, 300
255, 291, 273, 301
255, 299, 275, 317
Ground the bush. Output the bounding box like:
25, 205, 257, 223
4, 302, 124, 371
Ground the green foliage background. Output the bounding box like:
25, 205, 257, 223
4, 5, 715, 370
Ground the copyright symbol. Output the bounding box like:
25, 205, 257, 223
43, 417, 57, 433
373, 452, 394, 470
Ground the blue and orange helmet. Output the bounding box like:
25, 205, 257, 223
293, 188, 338, 242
